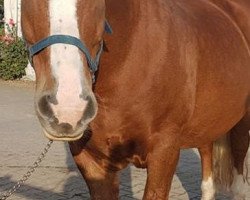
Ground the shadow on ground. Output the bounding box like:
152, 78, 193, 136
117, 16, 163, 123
0, 147, 232, 200
0, 143, 134, 200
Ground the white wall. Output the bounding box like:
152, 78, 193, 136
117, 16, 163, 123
4, 0, 21, 37
4, 0, 35, 80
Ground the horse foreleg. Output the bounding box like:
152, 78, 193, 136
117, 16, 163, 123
198, 144, 216, 200
143, 142, 180, 200
69, 143, 119, 200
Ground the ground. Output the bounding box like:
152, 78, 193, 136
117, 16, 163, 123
0, 81, 249, 200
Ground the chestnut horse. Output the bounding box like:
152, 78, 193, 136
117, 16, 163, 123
21, 0, 250, 199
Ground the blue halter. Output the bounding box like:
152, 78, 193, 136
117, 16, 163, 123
28, 21, 112, 78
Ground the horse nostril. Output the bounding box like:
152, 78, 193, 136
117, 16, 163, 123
83, 96, 96, 121
46, 94, 58, 104
80, 94, 91, 101
38, 95, 54, 117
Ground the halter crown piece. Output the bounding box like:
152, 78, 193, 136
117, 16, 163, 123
28, 21, 112, 81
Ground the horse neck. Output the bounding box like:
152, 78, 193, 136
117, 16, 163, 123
98, 0, 172, 80
105, 0, 171, 33
92, 0, 173, 133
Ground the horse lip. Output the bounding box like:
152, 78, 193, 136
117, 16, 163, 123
43, 129, 84, 142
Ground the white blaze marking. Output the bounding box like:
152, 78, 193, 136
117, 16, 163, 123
231, 168, 247, 200
201, 176, 215, 200
49, 0, 87, 128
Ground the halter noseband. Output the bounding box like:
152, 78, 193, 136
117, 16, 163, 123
28, 21, 112, 81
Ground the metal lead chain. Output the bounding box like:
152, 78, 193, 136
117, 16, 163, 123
0, 140, 53, 200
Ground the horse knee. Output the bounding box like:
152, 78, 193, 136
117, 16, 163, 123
69, 143, 119, 199
143, 144, 180, 200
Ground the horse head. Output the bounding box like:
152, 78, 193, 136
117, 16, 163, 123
21, 0, 107, 141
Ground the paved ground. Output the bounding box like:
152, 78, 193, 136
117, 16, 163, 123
0, 81, 249, 200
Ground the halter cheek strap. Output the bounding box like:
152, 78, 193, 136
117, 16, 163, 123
28, 21, 112, 79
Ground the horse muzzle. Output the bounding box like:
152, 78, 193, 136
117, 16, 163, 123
36, 92, 98, 141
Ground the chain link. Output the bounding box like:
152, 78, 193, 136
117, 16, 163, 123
0, 140, 53, 200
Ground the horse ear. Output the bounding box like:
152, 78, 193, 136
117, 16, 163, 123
105, 20, 113, 34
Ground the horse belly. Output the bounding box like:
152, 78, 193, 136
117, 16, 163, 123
174, 1, 250, 148
180, 58, 250, 148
